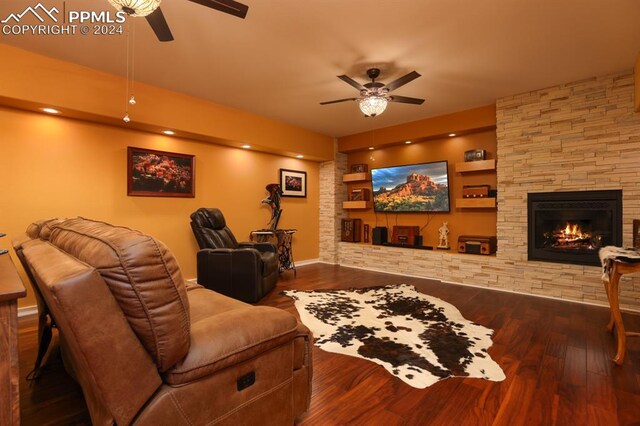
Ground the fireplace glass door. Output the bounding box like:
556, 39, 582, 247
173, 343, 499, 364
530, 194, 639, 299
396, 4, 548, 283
528, 190, 622, 266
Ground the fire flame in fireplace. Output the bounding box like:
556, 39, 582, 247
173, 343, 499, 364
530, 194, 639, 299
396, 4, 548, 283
559, 223, 590, 242
545, 221, 600, 250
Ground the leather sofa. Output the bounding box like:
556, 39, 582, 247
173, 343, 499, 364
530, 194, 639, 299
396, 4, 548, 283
13, 217, 312, 425
190, 208, 278, 303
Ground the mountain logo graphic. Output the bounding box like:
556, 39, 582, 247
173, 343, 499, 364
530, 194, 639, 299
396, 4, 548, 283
1, 3, 59, 24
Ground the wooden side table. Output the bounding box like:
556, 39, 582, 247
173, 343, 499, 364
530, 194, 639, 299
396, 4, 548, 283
250, 229, 297, 276
602, 259, 640, 365
0, 254, 27, 425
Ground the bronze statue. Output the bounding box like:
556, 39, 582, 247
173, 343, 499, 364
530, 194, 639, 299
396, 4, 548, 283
261, 183, 283, 230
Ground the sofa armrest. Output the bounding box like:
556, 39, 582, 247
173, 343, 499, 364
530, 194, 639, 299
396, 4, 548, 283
163, 306, 298, 385
292, 322, 313, 418
197, 248, 263, 302
239, 241, 277, 253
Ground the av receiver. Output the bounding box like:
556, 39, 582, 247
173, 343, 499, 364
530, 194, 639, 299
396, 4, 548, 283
457, 236, 497, 255
462, 185, 490, 198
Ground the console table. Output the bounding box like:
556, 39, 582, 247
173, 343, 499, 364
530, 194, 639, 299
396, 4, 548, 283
603, 259, 640, 365
0, 254, 26, 425
250, 229, 297, 276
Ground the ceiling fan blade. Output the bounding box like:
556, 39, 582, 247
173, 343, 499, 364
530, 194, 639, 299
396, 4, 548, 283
385, 71, 421, 92
187, 0, 249, 19
337, 75, 366, 91
389, 95, 425, 105
320, 97, 358, 105
145, 7, 173, 42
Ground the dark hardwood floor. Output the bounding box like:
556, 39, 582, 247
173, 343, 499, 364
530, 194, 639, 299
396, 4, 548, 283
17, 263, 640, 425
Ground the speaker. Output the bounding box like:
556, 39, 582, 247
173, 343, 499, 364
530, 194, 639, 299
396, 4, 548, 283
341, 219, 362, 242
372, 227, 387, 245
392, 226, 420, 245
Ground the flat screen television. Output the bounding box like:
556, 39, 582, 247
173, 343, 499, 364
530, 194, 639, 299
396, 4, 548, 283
371, 161, 450, 212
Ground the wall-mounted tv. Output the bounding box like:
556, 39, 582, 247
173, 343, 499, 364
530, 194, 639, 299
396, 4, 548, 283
371, 161, 450, 212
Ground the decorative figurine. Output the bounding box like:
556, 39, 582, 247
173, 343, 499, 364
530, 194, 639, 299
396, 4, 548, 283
261, 183, 283, 230
437, 222, 450, 249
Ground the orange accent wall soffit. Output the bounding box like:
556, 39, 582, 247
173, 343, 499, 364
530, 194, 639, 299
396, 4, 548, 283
337, 105, 497, 153
0, 44, 334, 161
635, 52, 640, 113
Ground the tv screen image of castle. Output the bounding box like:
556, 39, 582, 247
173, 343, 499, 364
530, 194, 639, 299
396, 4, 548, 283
371, 161, 450, 212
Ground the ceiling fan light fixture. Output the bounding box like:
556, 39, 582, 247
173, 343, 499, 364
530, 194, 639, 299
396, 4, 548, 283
108, 0, 161, 17
359, 96, 388, 117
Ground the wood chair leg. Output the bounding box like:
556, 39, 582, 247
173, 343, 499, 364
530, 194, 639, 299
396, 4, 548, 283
608, 264, 626, 365
603, 276, 615, 332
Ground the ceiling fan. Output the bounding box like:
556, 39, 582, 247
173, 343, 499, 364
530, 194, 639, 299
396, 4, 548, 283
321, 68, 425, 117
108, 0, 249, 42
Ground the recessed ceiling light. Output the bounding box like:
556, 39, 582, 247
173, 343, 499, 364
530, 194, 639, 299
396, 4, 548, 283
296, 154, 304, 159
405, 141, 412, 144
163, 130, 175, 135
241, 144, 251, 149
448, 133, 456, 137
368, 146, 375, 150
41, 107, 60, 114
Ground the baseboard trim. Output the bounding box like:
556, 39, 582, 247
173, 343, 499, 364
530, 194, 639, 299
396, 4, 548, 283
337, 263, 640, 315
295, 258, 320, 267
317, 260, 339, 265
18, 305, 38, 318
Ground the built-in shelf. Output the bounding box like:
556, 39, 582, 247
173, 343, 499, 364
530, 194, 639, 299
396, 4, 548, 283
343, 172, 370, 183
456, 198, 497, 208
455, 159, 496, 173
343, 201, 372, 209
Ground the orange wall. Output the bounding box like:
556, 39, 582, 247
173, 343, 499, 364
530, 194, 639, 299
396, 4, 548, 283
0, 44, 333, 161
345, 131, 497, 248
635, 52, 640, 113
338, 105, 496, 152
0, 107, 319, 307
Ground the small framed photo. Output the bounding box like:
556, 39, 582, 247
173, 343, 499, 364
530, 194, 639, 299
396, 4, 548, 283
634, 219, 640, 249
280, 168, 307, 198
127, 147, 195, 197
351, 163, 369, 173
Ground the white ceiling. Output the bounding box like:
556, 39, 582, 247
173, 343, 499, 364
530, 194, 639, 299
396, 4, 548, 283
1, 0, 640, 137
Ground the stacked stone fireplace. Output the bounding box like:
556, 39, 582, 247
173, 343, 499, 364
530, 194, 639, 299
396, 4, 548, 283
323, 70, 640, 311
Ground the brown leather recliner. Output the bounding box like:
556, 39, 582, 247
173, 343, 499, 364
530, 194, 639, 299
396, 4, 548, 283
14, 217, 312, 425
190, 208, 279, 303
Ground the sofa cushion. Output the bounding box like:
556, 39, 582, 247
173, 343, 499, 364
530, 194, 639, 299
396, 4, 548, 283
47, 217, 191, 372
163, 306, 298, 385
26, 218, 66, 240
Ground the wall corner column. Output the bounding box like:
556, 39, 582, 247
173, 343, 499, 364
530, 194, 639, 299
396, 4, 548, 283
319, 140, 348, 264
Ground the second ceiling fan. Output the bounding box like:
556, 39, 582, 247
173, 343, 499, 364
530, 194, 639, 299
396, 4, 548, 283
109, 0, 249, 42
321, 68, 425, 117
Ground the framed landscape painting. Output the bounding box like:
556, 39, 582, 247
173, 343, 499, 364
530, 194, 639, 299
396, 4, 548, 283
634, 219, 640, 249
280, 168, 307, 198
127, 147, 195, 197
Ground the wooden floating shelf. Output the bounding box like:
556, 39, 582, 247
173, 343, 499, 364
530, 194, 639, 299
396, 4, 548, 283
455, 159, 496, 173
343, 172, 370, 183
455, 198, 497, 208
343, 201, 372, 209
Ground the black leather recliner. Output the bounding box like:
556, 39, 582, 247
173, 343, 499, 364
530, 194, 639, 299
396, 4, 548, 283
190, 208, 279, 303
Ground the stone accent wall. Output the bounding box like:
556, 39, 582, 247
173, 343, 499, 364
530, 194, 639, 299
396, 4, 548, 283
319, 141, 348, 263
337, 70, 640, 311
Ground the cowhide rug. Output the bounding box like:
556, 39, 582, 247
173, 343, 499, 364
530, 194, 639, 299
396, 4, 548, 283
282, 284, 505, 389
